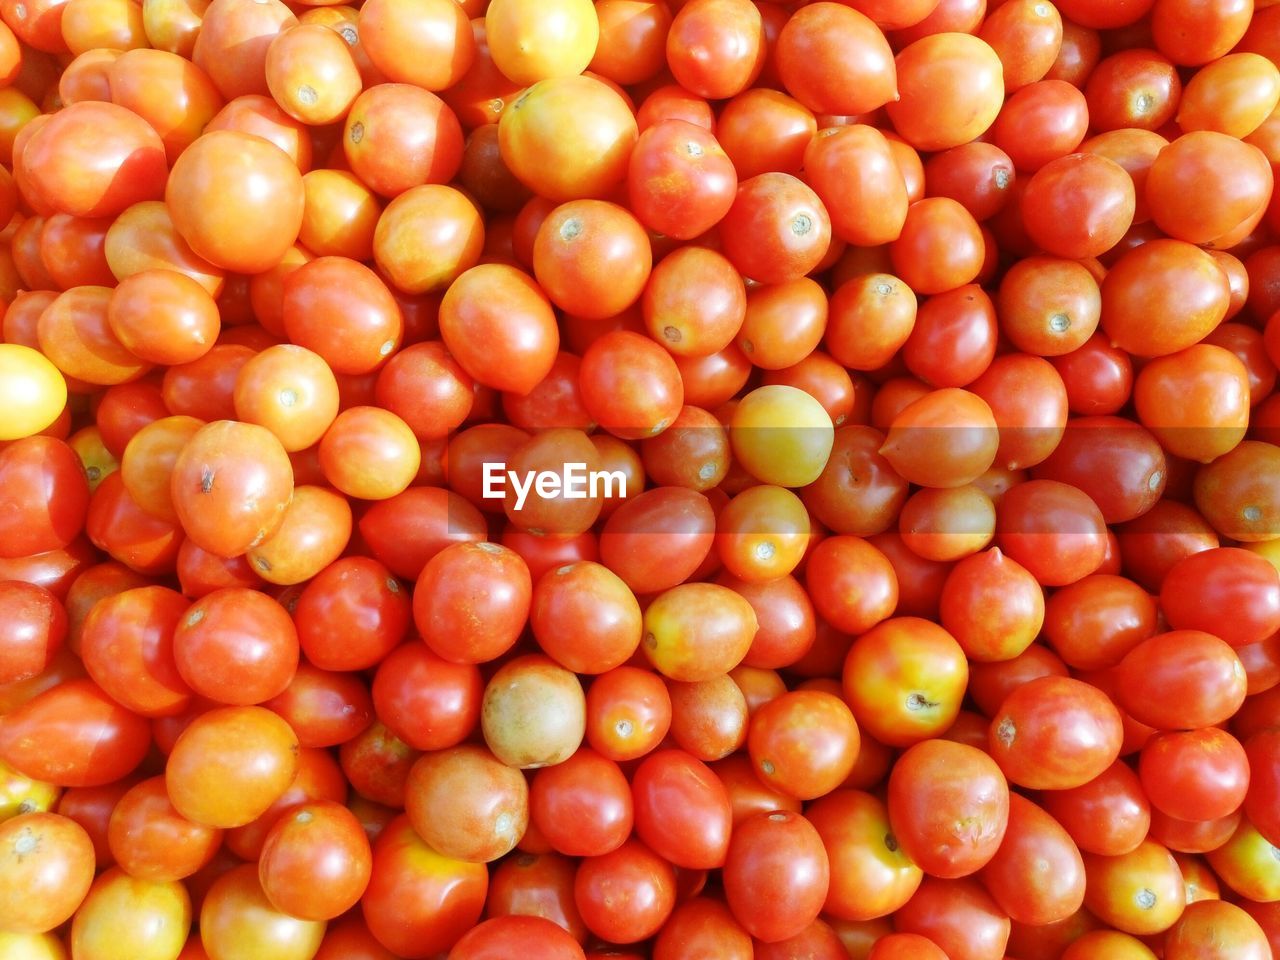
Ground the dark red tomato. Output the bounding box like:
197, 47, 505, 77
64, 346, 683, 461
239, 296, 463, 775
887, 739, 1010, 879
0, 436, 89, 559
371, 641, 481, 752
1116, 630, 1248, 730
995, 479, 1108, 586
1160, 547, 1280, 648
295, 556, 411, 671
0, 580, 66, 685
980, 793, 1086, 926
902, 285, 997, 389
989, 676, 1123, 790
450, 916, 586, 960
1020, 153, 1136, 260
1032, 416, 1166, 524
1050, 333, 1135, 416
631, 749, 732, 869
574, 838, 676, 945
722, 810, 829, 943
0, 678, 150, 787
803, 425, 909, 538
653, 897, 752, 960
529, 748, 633, 858
894, 876, 1011, 960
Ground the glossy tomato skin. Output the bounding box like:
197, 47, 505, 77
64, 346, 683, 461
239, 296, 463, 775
630, 749, 731, 870
0, 678, 150, 787
989, 676, 1124, 790
0, 437, 90, 560
1160, 547, 1280, 648
722, 810, 829, 943
1115, 630, 1248, 730
887, 739, 1010, 879
979, 793, 1086, 926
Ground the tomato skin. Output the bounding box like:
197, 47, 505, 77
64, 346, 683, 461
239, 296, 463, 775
413, 542, 531, 665
893, 876, 1011, 960
979, 793, 1086, 926
574, 838, 676, 944
80, 585, 193, 718
989, 676, 1124, 791
361, 815, 488, 958
1082, 839, 1186, 936
887, 739, 1009, 880
1160, 548, 1280, 648
626, 119, 736, 241
807, 789, 922, 922
723, 810, 829, 943
995, 479, 1108, 587
0, 437, 90, 561
0, 678, 150, 788
888, 33, 1004, 151
0, 811, 96, 934
1115, 630, 1247, 731
631, 749, 731, 869
450, 915, 587, 960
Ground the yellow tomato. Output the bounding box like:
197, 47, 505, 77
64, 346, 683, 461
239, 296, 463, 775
730, 384, 835, 488
0, 344, 68, 442
1243, 537, 1280, 576
485, 0, 599, 84
0, 931, 67, 960
70, 869, 191, 960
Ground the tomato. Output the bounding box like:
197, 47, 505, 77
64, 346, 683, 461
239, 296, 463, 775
165, 704, 298, 828
653, 897, 751, 960
485, 0, 597, 84
1164, 549, 1278, 650
499, 75, 636, 202
0, 345, 68, 441
887, 739, 1009, 879
413, 541, 530, 665
0, 679, 150, 788
641, 582, 757, 682
893, 876, 1011, 960
452, 916, 587, 960
0, 812, 95, 934
723, 811, 828, 943
1083, 839, 1186, 936
775, 3, 894, 117
627, 120, 736, 241
343, 83, 464, 198
481, 655, 585, 769
534, 200, 651, 320
70, 867, 191, 960
1115, 630, 1247, 731
584, 666, 671, 762
1021, 153, 1136, 260
199, 863, 324, 960
807, 789, 921, 922
840, 617, 964, 748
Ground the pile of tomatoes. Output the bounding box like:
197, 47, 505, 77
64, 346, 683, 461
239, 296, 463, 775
5, 0, 1280, 957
